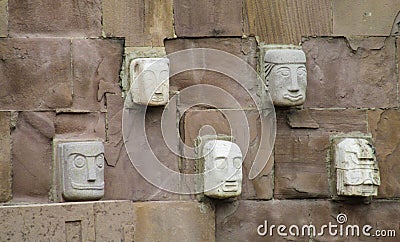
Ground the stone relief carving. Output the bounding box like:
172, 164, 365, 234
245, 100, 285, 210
58, 141, 105, 201
127, 58, 169, 107
196, 136, 243, 199
335, 138, 380, 197
262, 45, 307, 107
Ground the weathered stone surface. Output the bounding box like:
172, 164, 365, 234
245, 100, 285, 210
72, 39, 123, 111
0, 201, 215, 241
103, 0, 174, 46
246, 0, 331, 44
94, 201, 135, 241
303, 37, 397, 108
217, 200, 400, 242
0, 38, 72, 110
11, 112, 55, 202
0, 0, 7, 37
368, 110, 400, 198
0, 112, 11, 202
0, 202, 95, 241
133, 201, 215, 242
174, 0, 243, 37
216, 200, 311, 241
9, 0, 101, 37
333, 0, 400, 37
165, 37, 260, 109
183, 109, 273, 200
54, 112, 106, 140
287, 109, 319, 129
104, 100, 179, 201
275, 109, 368, 199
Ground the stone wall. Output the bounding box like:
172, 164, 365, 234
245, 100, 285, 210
0, 0, 399, 241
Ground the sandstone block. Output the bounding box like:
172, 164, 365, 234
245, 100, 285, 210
302, 37, 397, 108
0, 0, 7, 37
0, 112, 11, 202
9, 0, 101, 37
54, 112, 106, 140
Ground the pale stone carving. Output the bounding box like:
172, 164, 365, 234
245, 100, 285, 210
335, 138, 380, 197
263, 45, 307, 107
128, 58, 169, 107
197, 136, 243, 199
58, 141, 105, 201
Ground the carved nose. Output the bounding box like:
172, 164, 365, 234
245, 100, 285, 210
288, 73, 300, 92
87, 158, 97, 182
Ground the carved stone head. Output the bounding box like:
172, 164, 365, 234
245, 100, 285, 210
58, 141, 105, 201
202, 139, 243, 199
264, 47, 307, 107
335, 138, 380, 197
129, 58, 169, 106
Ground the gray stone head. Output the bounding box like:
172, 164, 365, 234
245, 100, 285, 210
202, 139, 243, 199
264, 47, 307, 106
335, 138, 380, 197
58, 141, 105, 201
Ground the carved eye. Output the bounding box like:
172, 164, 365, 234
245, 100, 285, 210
297, 67, 306, 76
233, 157, 242, 169
277, 68, 290, 77
96, 154, 104, 168
215, 157, 227, 169
73, 155, 86, 168
159, 70, 169, 82
143, 71, 156, 81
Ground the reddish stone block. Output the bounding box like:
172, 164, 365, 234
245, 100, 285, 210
368, 110, 400, 198
303, 37, 397, 108
0, 38, 72, 110
9, 0, 101, 37
274, 109, 368, 199
54, 112, 106, 140
0, 112, 11, 202
182, 109, 273, 200
104, 96, 180, 201
72, 39, 123, 111
165, 37, 260, 109
11, 112, 55, 202
174, 0, 243, 37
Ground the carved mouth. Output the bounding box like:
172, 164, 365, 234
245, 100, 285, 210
151, 95, 164, 102
71, 182, 104, 190
223, 181, 238, 192
283, 94, 303, 102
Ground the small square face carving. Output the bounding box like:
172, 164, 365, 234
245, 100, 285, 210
335, 138, 380, 197
198, 138, 243, 199
262, 46, 307, 107
58, 141, 105, 201
129, 58, 169, 106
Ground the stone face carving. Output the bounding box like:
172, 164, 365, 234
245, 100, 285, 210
128, 58, 169, 106
197, 137, 243, 199
58, 141, 105, 201
335, 138, 380, 197
263, 46, 307, 107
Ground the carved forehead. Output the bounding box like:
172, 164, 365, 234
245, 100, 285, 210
338, 138, 372, 152
131, 58, 169, 71
60, 142, 104, 156
264, 49, 306, 64
203, 140, 242, 157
